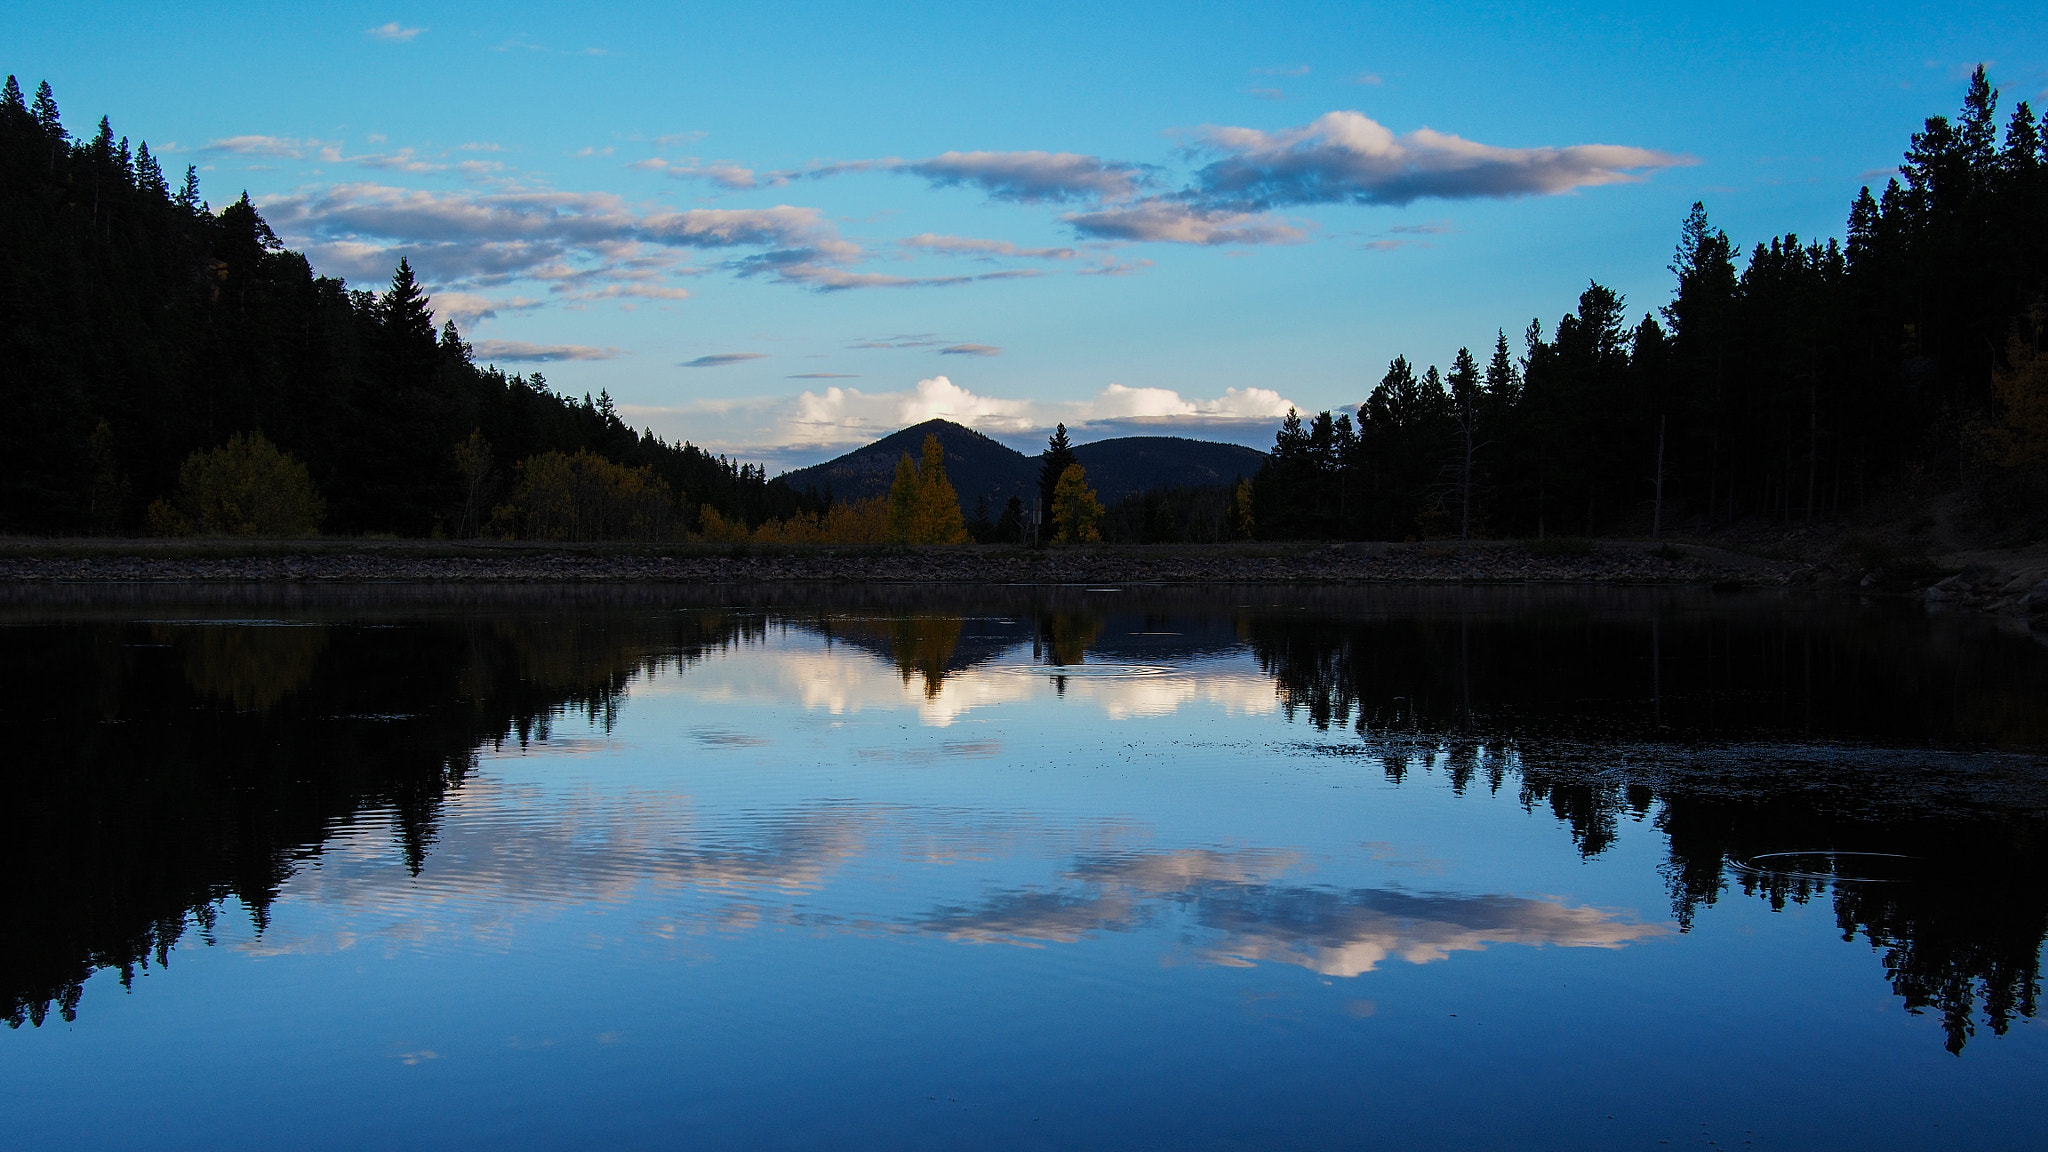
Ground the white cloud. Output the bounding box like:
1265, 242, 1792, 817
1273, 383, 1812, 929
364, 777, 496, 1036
366, 22, 424, 42
1065, 200, 1308, 246
471, 340, 621, 362
1190, 110, 1692, 208
430, 291, 542, 325
624, 376, 1298, 464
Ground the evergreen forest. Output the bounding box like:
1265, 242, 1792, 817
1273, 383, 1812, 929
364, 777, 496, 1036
1250, 67, 2048, 542
0, 77, 815, 538
2, 70, 2043, 542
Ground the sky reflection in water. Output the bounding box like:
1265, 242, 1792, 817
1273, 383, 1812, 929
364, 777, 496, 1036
3, 587, 2045, 1150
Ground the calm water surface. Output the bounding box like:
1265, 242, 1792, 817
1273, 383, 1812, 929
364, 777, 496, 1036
4, 584, 2046, 1150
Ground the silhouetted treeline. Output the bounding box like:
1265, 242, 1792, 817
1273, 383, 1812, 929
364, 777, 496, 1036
0, 77, 816, 536
0, 606, 763, 1028
1239, 597, 2048, 1053
1255, 68, 2048, 540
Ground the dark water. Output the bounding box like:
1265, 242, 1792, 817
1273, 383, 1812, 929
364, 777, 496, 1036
4, 583, 2046, 1150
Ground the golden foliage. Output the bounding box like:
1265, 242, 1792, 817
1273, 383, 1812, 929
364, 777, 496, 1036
1050, 462, 1103, 544
149, 431, 324, 537
880, 434, 969, 544
496, 450, 676, 541
1980, 321, 2048, 472
740, 497, 892, 545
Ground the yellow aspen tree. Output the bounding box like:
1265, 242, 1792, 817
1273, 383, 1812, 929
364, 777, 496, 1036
914, 433, 969, 544
1051, 462, 1104, 543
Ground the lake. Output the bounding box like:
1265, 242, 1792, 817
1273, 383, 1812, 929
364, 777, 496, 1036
4, 583, 2045, 1150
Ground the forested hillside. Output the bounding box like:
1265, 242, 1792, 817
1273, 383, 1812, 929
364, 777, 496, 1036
1253, 68, 2048, 542
0, 77, 814, 537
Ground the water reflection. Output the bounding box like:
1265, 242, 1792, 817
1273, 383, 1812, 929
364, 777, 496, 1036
3, 584, 2044, 1059
921, 848, 1665, 975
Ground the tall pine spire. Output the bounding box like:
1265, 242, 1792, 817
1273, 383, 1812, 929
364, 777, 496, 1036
30, 80, 61, 137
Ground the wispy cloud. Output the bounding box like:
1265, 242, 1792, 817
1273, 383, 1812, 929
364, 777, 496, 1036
1189, 110, 1692, 209
260, 183, 904, 297
1252, 64, 1310, 77
204, 135, 339, 161
681, 352, 769, 368
1350, 72, 1384, 86
903, 151, 1150, 203
1077, 257, 1155, 276
366, 22, 424, 42
898, 233, 1077, 260
938, 344, 1001, 357
1246, 87, 1285, 101
471, 340, 620, 362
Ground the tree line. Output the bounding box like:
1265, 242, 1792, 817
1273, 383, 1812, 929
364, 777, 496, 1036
0, 76, 817, 538
1251, 68, 2048, 541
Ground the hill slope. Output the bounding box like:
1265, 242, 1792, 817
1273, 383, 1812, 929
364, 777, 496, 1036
779, 422, 1269, 512
1073, 437, 1266, 503
778, 420, 1037, 512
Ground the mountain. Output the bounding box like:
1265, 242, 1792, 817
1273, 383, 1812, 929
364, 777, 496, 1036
778, 420, 1037, 512
1072, 437, 1265, 503
778, 420, 1269, 511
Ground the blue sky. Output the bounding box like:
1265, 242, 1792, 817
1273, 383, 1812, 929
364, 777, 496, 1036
9, 2, 2041, 469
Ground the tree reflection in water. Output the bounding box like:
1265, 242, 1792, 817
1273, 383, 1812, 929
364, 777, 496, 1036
1240, 596, 2048, 1054
3, 584, 2043, 1055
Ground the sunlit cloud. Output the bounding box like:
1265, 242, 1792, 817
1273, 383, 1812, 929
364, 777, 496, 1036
1065, 200, 1309, 246
621, 375, 1296, 464
1189, 110, 1692, 209
366, 22, 424, 42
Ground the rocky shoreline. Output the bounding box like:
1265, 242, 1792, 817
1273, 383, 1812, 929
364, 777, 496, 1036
0, 538, 1793, 586
6, 537, 2046, 622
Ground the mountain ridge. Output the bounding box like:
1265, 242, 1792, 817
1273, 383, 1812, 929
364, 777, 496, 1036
777, 421, 1266, 511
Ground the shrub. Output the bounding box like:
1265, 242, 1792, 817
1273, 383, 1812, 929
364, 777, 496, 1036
151, 432, 324, 537
495, 450, 675, 541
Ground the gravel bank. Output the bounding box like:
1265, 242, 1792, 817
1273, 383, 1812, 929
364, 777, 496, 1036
0, 540, 1792, 585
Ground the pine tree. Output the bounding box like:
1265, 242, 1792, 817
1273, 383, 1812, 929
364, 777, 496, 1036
1037, 423, 1076, 528
134, 142, 167, 198
1, 76, 24, 118
176, 165, 201, 211
886, 452, 920, 542
1448, 346, 1483, 538
31, 80, 61, 138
